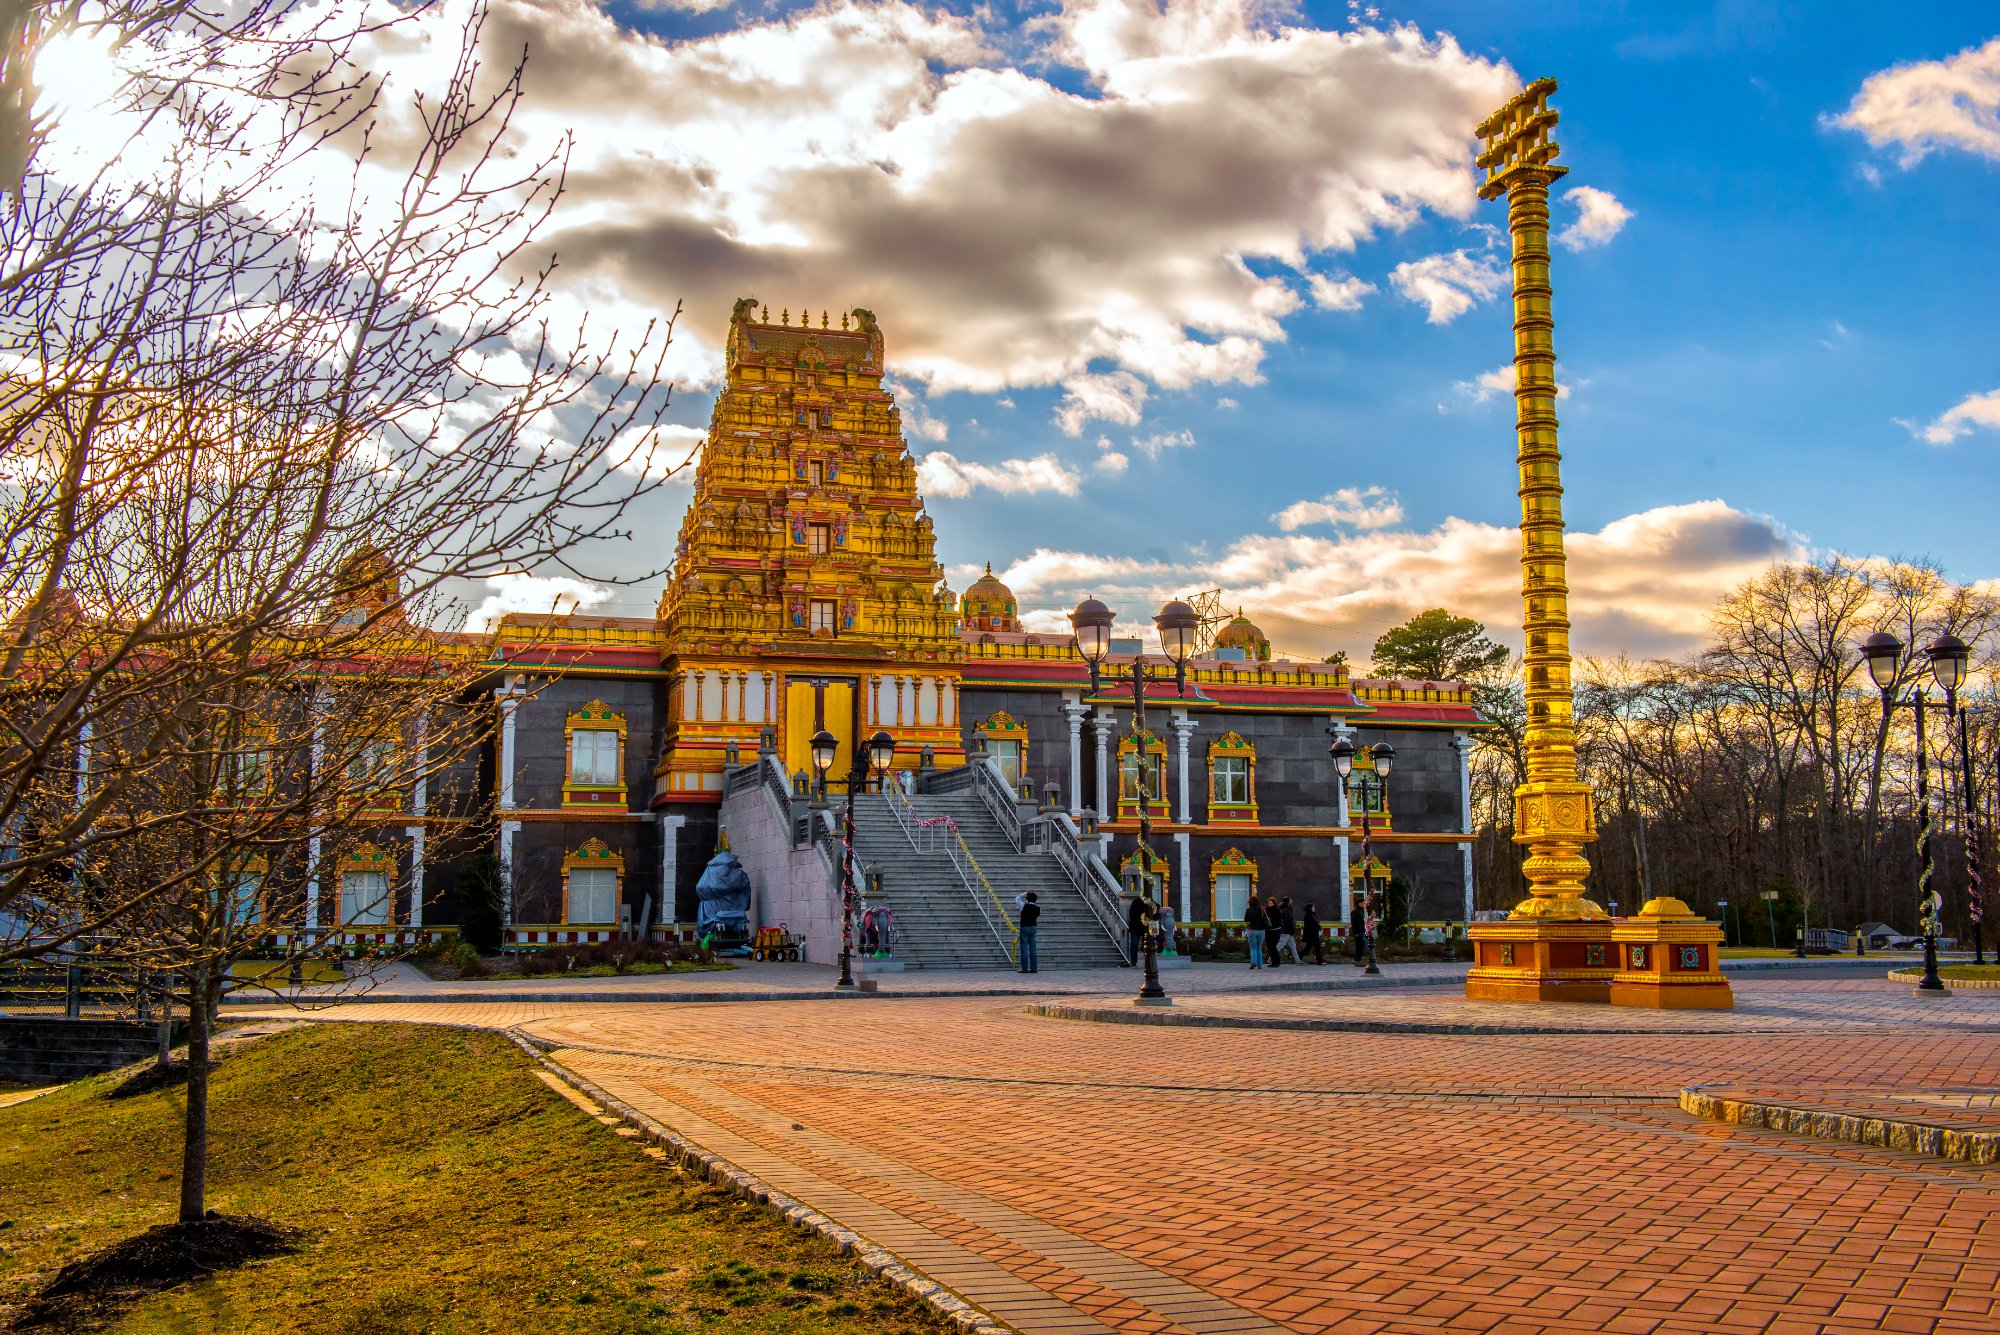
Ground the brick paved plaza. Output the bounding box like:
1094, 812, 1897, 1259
263, 974, 2000, 1334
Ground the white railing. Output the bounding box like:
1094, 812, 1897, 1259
1044, 811, 1125, 948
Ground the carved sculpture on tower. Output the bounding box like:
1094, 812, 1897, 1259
654, 300, 966, 799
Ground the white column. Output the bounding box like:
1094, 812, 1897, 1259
943, 679, 957, 727
1174, 831, 1191, 921
1170, 712, 1197, 824
496, 678, 525, 929
660, 813, 687, 932
680, 669, 697, 721
305, 691, 326, 931
407, 711, 428, 931
1061, 697, 1087, 815
1455, 731, 1477, 921
1092, 708, 1114, 818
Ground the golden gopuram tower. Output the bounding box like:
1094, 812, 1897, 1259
654, 300, 966, 800
1463, 81, 1729, 1008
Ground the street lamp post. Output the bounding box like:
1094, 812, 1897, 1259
1861, 631, 1966, 994
1330, 738, 1395, 977
1927, 634, 1987, 966
811, 726, 897, 991
1069, 596, 1199, 1004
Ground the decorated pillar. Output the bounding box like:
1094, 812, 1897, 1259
1461, 81, 1723, 1006
1330, 719, 1354, 923
1092, 707, 1114, 819
1169, 712, 1196, 824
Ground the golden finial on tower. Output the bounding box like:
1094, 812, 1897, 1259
760, 304, 768, 322
780, 308, 789, 326
821, 310, 829, 329
840, 311, 850, 330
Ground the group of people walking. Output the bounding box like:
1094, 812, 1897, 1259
1244, 892, 1337, 968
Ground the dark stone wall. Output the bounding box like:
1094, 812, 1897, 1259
509, 677, 660, 812
510, 818, 659, 926
961, 687, 1073, 805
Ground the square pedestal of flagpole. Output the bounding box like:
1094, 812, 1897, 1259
1465, 919, 1617, 1003
1610, 900, 1733, 1009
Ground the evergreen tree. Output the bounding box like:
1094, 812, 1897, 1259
1370, 609, 1510, 682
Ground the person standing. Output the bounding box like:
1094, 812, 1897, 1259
1244, 892, 1267, 969
1018, 892, 1041, 973
1349, 898, 1366, 965
1125, 889, 1148, 967
1302, 902, 1324, 965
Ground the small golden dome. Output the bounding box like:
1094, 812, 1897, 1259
1212, 608, 1270, 661
960, 562, 1020, 633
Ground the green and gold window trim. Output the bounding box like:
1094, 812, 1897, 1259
1115, 729, 1168, 821
564, 700, 627, 810
1206, 730, 1257, 824
1118, 849, 1170, 899
974, 710, 1030, 787
562, 837, 626, 926
1208, 847, 1258, 923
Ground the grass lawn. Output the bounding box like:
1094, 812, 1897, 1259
0, 1023, 954, 1333
1718, 947, 1809, 958
1936, 964, 2000, 981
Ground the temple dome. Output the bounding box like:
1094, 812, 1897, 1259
960, 562, 1020, 633
1213, 608, 1270, 661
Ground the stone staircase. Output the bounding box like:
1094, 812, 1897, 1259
848, 793, 1126, 970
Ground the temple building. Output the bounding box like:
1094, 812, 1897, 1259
459, 300, 1487, 954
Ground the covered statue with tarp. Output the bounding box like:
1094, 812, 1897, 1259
694, 836, 752, 949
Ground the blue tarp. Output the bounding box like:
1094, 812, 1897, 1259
694, 849, 752, 939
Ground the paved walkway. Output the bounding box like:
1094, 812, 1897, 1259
251, 975, 2000, 1334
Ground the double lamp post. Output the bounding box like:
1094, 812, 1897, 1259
1068, 595, 1200, 1004
1859, 630, 1984, 991
809, 725, 898, 990
1329, 738, 1394, 975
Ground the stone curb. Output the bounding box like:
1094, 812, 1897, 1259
504, 1033, 1013, 1335
1886, 968, 2000, 990
1023, 1001, 1742, 1036
1679, 1086, 2000, 1165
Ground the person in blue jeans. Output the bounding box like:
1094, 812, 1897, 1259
1244, 892, 1267, 969
1017, 892, 1041, 973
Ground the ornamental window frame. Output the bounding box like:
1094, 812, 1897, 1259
1209, 847, 1259, 923
564, 701, 628, 809
1349, 854, 1393, 894
1206, 731, 1258, 822
808, 521, 831, 554
973, 710, 1030, 787
1115, 729, 1168, 821
1347, 748, 1390, 823
809, 598, 838, 636
562, 838, 625, 926
336, 842, 395, 928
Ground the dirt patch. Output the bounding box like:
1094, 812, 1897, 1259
102, 1058, 194, 1100
11, 1212, 301, 1329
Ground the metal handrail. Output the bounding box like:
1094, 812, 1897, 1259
970, 757, 1024, 851
882, 781, 942, 853
1044, 811, 1125, 947
942, 823, 1017, 963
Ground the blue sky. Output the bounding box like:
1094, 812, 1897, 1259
453, 0, 1998, 659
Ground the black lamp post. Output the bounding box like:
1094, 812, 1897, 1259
1330, 738, 1394, 976
1861, 631, 1969, 993
1070, 595, 1199, 1004
1927, 633, 1985, 965
813, 726, 897, 990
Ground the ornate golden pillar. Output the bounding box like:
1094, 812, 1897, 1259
1465, 79, 1612, 1003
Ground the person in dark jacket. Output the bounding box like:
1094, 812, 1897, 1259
1275, 897, 1301, 964
1125, 889, 1148, 966
1301, 903, 1324, 965
1350, 899, 1366, 965
1265, 894, 1283, 968
1244, 892, 1267, 969
1018, 892, 1041, 973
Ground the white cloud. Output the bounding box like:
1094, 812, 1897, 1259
1215, 396, 1239, 411
606, 423, 704, 481
1556, 185, 1633, 250
1307, 272, 1377, 311
1833, 38, 2000, 165
1272, 485, 1403, 531
916, 450, 1081, 498
468, 573, 612, 630
1131, 428, 1195, 459
1056, 371, 1149, 436
987, 500, 1803, 660
1095, 450, 1130, 474
1901, 388, 2000, 445
1390, 247, 1508, 323
393, 0, 1515, 401
1450, 364, 1572, 405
